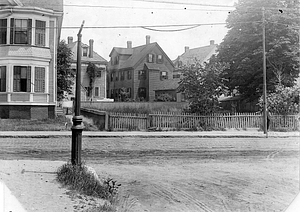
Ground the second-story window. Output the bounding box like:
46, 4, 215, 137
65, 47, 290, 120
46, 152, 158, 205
11, 18, 32, 45
35, 20, 46, 46
120, 71, 124, 81
0, 19, 7, 44
110, 72, 114, 82
138, 70, 146, 80
160, 71, 168, 80
127, 70, 132, 80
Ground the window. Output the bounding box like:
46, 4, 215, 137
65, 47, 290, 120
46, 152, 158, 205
83, 47, 88, 57
95, 87, 99, 97
35, 20, 46, 46
127, 70, 132, 80
126, 87, 131, 98
157, 55, 163, 63
147, 54, 154, 63
115, 71, 119, 81
0, 19, 7, 44
13, 66, 31, 92
10, 18, 32, 44
120, 71, 124, 81
138, 70, 146, 80
111, 72, 114, 82
34, 67, 45, 92
115, 56, 119, 65
111, 89, 114, 98
0, 66, 6, 92
160, 71, 168, 80
138, 87, 146, 99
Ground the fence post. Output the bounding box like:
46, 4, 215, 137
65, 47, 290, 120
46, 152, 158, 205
105, 111, 109, 131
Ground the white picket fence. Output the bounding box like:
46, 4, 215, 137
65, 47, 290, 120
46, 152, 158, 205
108, 112, 299, 131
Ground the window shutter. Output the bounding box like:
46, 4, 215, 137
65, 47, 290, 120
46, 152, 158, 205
27, 19, 32, 45
0, 67, 6, 91
10, 18, 14, 44
27, 66, 31, 92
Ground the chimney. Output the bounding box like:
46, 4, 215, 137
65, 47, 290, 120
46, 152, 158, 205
146, 35, 150, 45
89, 39, 94, 58
210, 40, 215, 45
67, 36, 73, 44
184, 46, 189, 53
127, 41, 132, 48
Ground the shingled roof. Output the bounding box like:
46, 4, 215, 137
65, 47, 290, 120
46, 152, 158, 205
173, 41, 217, 67
109, 42, 174, 70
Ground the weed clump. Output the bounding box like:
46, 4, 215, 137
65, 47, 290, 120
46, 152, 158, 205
56, 162, 120, 201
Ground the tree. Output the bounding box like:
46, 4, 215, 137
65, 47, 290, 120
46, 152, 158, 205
178, 56, 228, 114
57, 40, 74, 101
218, 0, 299, 100
86, 62, 103, 98
258, 85, 300, 115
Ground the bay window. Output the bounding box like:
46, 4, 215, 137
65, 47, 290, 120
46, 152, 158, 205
0, 66, 6, 92
35, 20, 46, 46
10, 18, 32, 45
0, 19, 7, 44
13, 66, 31, 92
34, 67, 45, 92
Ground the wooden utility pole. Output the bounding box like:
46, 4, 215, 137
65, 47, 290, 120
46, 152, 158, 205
71, 20, 85, 165
262, 7, 268, 138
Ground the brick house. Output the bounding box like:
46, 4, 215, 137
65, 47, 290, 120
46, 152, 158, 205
107, 35, 176, 102
0, 0, 63, 119
66, 36, 107, 101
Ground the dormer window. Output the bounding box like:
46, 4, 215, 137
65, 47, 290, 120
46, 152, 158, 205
147, 54, 154, 63
83, 47, 88, 57
157, 54, 163, 63
0, 19, 7, 44
10, 18, 32, 45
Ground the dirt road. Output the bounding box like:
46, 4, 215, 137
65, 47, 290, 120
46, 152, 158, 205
0, 137, 299, 212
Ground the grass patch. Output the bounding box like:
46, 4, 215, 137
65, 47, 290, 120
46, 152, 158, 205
56, 162, 139, 212
56, 162, 120, 201
0, 116, 71, 131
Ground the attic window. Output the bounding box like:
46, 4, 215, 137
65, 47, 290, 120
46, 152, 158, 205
147, 54, 154, 63
157, 55, 163, 64
83, 47, 88, 57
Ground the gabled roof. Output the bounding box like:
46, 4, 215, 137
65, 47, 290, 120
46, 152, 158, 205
173, 43, 217, 66
67, 41, 107, 64
0, 0, 63, 12
109, 42, 174, 70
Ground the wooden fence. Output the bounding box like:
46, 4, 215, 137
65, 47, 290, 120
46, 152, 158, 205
108, 112, 299, 131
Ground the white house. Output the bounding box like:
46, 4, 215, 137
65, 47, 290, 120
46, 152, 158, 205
0, 0, 63, 119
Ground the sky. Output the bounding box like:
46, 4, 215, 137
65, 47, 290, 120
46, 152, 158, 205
61, 0, 238, 61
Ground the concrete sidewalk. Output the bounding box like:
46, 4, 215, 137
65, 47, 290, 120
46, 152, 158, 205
0, 129, 298, 138
0, 180, 27, 212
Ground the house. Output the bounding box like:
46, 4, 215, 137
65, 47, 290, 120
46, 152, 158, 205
107, 35, 176, 102
0, 0, 63, 119
66, 36, 108, 101
173, 40, 218, 78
